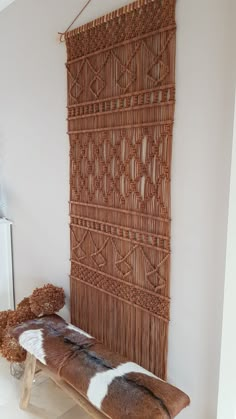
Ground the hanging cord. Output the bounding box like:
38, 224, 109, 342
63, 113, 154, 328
58, 0, 92, 43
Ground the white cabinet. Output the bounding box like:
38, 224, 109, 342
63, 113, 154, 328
0, 219, 14, 310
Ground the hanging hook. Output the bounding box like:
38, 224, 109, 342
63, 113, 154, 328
58, 0, 92, 43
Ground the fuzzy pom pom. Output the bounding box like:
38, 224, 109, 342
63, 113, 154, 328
0, 310, 12, 347
30, 284, 65, 316
1, 330, 26, 363
17, 297, 31, 311
0, 304, 31, 362
7, 299, 35, 328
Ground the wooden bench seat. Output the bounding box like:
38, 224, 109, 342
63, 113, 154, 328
10, 315, 190, 418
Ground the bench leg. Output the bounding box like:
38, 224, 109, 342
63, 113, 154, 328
20, 352, 36, 410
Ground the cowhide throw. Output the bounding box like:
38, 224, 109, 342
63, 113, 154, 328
10, 315, 190, 418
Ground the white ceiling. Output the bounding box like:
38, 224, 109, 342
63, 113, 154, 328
0, 0, 15, 12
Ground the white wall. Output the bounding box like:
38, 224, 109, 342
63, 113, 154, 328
217, 6, 236, 416
0, 1, 235, 418
169, 1, 235, 418
0, 0, 15, 13
217, 93, 236, 419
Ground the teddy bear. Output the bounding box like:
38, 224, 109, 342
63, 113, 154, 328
0, 284, 65, 363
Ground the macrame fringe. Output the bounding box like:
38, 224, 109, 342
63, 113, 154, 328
71, 277, 168, 379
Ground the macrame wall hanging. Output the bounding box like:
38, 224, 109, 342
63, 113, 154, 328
65, 0, 176, 379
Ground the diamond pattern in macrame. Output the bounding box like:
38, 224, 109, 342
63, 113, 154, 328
71, 126, 170, 216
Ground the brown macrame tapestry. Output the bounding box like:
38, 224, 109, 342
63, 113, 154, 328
66, 0, 176, 379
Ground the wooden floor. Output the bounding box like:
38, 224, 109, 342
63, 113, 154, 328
0, 357, 91, 418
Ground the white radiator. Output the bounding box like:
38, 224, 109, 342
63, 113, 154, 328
0, 218, 15, 310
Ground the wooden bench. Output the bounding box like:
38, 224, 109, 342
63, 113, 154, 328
20, 352, 109, 418
11, 315, 190, 418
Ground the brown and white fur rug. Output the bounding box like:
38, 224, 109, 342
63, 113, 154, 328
10, 315, 190, 418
